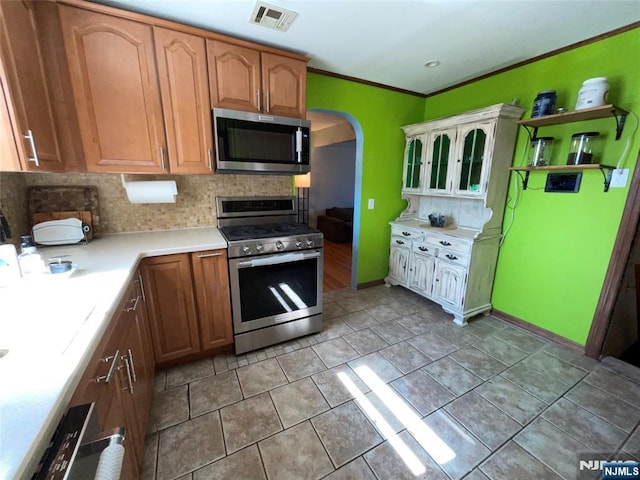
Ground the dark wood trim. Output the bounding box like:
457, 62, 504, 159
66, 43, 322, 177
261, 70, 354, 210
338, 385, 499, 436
492, 309, 585, 356
426, 22, 640, 98
307, 67, 427, 98
357, 279, 385, 289
585, 150, 640, 358
58, 0, 309, 61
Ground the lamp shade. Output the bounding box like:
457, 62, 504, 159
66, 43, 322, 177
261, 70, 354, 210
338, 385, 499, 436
295, 172, 311, 188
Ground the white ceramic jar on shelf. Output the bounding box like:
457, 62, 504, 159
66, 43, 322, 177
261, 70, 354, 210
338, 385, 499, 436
575, 77, 609, 110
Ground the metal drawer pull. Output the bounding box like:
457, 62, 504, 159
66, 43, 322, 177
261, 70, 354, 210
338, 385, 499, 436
160, 146, 166, 170
138, 274, 146, 303
198, 252, 223, 258
126, 296, 139, 312
127, 348, 137, 383
23, 129, 40, 166
439, 240, 452, 246
266, 90, 270, 113
395, 240, 405, 245
94, 350, 120, 384
257, 89, 261, 111
402, 231, 411, 236
418, 246, 429, 252
119, 355, 134, 394
445, 254, 458, 260
207, 148, 213, 170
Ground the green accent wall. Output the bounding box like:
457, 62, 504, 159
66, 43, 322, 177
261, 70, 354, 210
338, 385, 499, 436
423, 27, 640, 344
306, 73, 424, 283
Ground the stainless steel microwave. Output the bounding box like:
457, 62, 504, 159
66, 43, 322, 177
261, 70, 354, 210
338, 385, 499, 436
213, 108, 311, 174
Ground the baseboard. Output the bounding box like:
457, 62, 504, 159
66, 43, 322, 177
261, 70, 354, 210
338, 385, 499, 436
357, 279, 385, 289
491, 309, 586, 356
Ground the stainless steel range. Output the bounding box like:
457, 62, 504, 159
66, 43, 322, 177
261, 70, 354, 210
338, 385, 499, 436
216, 196, 323, 354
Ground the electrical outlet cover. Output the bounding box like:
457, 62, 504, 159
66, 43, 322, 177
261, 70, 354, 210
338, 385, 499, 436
610, 168, 629, 188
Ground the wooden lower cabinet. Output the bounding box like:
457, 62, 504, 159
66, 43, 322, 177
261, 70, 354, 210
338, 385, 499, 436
141, 250, 233, 365
69, 271, 154, 480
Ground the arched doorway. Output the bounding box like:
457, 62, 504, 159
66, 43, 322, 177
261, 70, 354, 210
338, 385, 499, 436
307, 109, 363, 290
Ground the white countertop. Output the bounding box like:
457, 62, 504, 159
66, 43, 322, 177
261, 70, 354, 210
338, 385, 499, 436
0, 227, 227, 480
390, 218, 481, 240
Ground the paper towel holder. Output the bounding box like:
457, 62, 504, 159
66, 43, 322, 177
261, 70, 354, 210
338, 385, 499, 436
120, 174, 178, 204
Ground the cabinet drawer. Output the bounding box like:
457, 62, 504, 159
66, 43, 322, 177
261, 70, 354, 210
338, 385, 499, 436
390, 235, 412, 248
425, 235, 471, 254
412, 242, 435, 256
391, 225, 425, 242
438, 249, 470, 267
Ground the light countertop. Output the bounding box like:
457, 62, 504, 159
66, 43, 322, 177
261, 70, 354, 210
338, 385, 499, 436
390, 218, 481, 240
0, 227, 226, 480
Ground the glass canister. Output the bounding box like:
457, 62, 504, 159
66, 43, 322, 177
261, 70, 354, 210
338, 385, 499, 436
528, 137, 554, 166
566, 132, 601, 165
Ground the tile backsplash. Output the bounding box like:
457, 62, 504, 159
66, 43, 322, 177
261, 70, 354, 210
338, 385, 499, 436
0, 172, 292, 239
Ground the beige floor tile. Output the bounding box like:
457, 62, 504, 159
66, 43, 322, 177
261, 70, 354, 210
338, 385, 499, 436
276, 346, 327, 381
475, 376, 546, 425
422, 357, 482, 396
348, 351, 403, 384
270, 377, 330, 428
323, 456, 376, 479
220, 392, 282, 453
311, 401, 382, 468
312, 364, 370, 408
565, 382, 640, 432
156, 411, 225, 480
391, 370, 454, 416
472, 335, 529, 366
491, 326, 547, 353
193, 445, 266, 480
371, 320, 413, 344
379, 341, 431, 374
190, 371, 242, 417
165, 359, 214, 388
499, 362, 570, 404
480, 441, 562, 480
584, 367, 640, 408
322, 317, 355, 339
313, 337, 360, 368
236, 358, 288, 398
364, 304, 402, 322
395, 313, 435, 335
343, 328, 389, 356
445, 392, 521, 449
518, 350, 587, 386
259, 421, 334, 480
449, 346, 508, 380
364, 430, 449, 480
148, 385, 189, 433
407, 332, 457, 360
343, 310, 380, 330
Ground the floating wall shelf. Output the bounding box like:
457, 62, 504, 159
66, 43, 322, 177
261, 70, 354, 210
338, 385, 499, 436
510, 164, 616, 192
517, 104, 629, 140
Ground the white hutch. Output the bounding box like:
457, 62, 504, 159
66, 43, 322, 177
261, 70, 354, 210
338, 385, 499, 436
385, 103, 525, 325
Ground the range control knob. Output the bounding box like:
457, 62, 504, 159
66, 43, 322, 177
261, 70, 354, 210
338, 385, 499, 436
295, 240, 303, 248
242, 245, 251, 255
276, 241, 285, 251
255, 244, 264, 253
306, 239, 315, 247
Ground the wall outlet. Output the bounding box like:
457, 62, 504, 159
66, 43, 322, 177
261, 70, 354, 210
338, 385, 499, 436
368, 198, 375, 209
610, 168, 629, 188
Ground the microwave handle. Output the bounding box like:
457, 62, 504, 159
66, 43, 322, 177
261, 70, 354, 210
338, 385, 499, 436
296, 127, 302, 163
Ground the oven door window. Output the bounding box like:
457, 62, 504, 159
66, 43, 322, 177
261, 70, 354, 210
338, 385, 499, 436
238, 258, 318, 322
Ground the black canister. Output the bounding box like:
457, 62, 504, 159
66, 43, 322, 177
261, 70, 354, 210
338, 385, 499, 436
531, 90, 557, 118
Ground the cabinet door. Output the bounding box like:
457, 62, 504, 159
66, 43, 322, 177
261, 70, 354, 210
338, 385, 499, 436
207, 39, 260, 112
0, 0, 64, 172
261, 52, 306, 118
388, 242, 410, 284
59, 6, 166, 173
409, 252, 435, 297
141, 254, 201, 363
424, 128, 456, 193
433, 261, 466, 307
402, 135, 424, 193
154, 27, 213, 174
0, 74, 20, 171
191, 250, 233, 350
453, 122, 495, 196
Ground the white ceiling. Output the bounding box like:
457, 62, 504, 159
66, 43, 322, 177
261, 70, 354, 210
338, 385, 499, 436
95, 0, 640, 95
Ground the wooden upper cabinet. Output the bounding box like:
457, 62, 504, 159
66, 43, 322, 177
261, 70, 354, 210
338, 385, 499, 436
0, 76, 20, 171
58, 6, 166, 173
207, 39, 307, 118
262, 52, 306, 118
154, 27, 213, 174
207, 40, 261, 113
191, 250, 233, 350
0, 0, 64, 172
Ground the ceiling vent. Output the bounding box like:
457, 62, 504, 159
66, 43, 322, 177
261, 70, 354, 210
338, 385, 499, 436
250, 1, 298, 31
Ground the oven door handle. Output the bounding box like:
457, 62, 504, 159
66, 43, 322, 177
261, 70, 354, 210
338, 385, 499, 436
237, 250, 321, 268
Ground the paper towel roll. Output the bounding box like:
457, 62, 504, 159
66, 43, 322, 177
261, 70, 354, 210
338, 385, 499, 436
94, 443, 124, 480
124, 180, 177, 204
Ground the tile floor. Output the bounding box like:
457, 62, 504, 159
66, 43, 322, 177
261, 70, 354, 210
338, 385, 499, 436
141, 285, 640, 480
